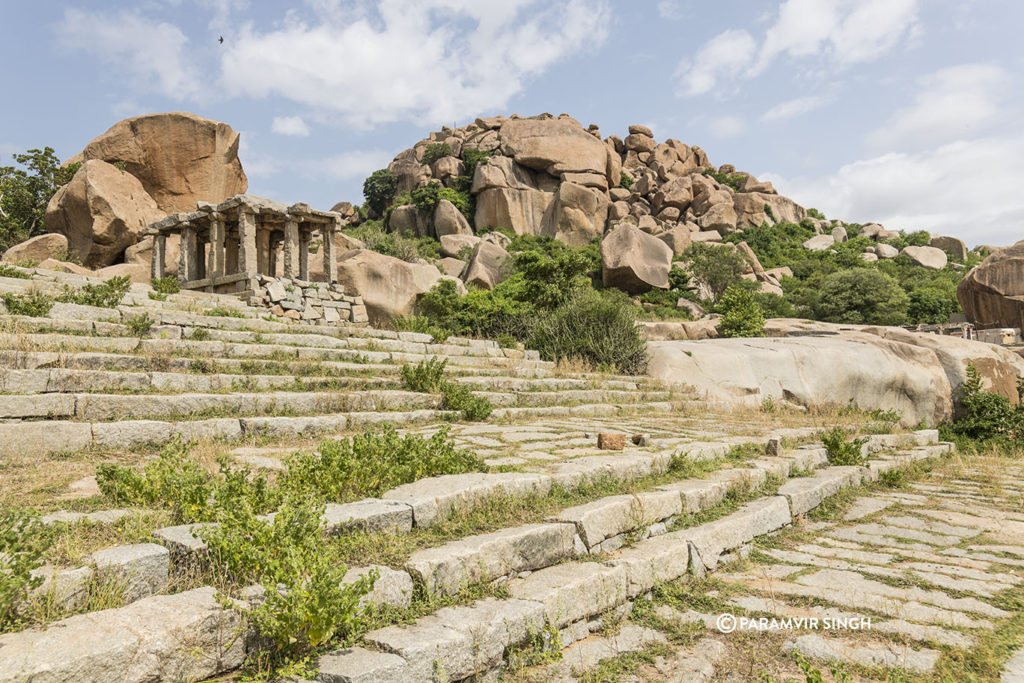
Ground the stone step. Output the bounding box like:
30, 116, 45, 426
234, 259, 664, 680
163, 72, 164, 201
316, 441, 948, 683
0, 401, 682, 456
0, 587, 245, 683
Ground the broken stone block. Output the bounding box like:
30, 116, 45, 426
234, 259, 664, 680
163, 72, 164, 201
597, 433, 626, 450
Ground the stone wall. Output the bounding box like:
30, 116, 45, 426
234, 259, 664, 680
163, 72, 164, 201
247, 275, 368, 325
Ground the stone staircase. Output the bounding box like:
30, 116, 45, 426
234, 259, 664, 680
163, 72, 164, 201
1, 266, 1015, 682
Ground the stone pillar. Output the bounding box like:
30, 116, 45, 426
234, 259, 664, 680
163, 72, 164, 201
178, 224, 198, 283
151, 233, 166, 280
298, 225, 310, 281
283, 218, 300, 278
257, 225, 271, 276
323, 218, 339, 284
208, 213, 226, 279
238, 209, 258, 276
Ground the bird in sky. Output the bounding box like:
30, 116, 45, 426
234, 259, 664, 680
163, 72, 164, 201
218, 35, 224, 44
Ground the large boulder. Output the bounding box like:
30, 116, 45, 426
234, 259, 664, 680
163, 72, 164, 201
957, 240, 1024, 329
803, 235, 835, 252
440, 234, 481, 258
44, 160, 163, 268
464, 241, 511, 290
541, 181, 609, 246
647, 335, 952, 427
2, 234, 68, 264
335, 249, 465, 324
733, 193, 807, 228
902, 245, 948, 270
499, 117, 613, 183
71, 112, 247, 214
929, 235, 968, 261
475, 187, 553, 236
387, 204, 428, 238
601, 224, 672, 294
433, 199, 472, 238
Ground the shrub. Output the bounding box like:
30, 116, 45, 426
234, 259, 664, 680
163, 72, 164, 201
813, 269, 909, 325
125, 313, 154, 336
1, 291, 54, 317
440, 382, 494, 421
619, 171, 634, 189
941, 364, 1024, 448
0, 264, 30, 279
190, 327, 211, 341
701, 168, 745, 191
400, 356, 447, 393
681, 243, 748, 303
362, 169, 398, 216
529, 289, 647, 374
57, 275, 131, 308
151, 276, 180, 295
1, 510, 51, 631
806, 208, 826, 220
460, 148, 491, 178
205, 306, 246, 318
420, 142, 452, 166
411, 182, 472, 221
279, 426, 485, 500
200, 494, 372, 662
717, 285, 764, 338
392, 315, 450, 342
820, 427, 867, 466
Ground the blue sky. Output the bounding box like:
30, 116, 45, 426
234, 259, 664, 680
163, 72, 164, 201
2, 0, 1023, 246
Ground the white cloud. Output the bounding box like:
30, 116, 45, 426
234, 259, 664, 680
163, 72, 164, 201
708, 115, 745, 139
867, 63, 1008, 150
56, 9, 202, 98
675, 29, 757, 96
657, 1, 688, 20
761, 94, 835, 122
765, 135, 1024, 246
219, 0, 611, 126
678, 0, 919, 96
271, 116, 312, 137
314, 149, 395, 181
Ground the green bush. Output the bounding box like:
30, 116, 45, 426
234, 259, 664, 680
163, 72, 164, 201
0, 264, 30, 279
440, 382, 494, 421
820, 427, 867, 466
411, 182, 472, 221
57, 275, 131, 308
460, 148, 491, 178
1, 291, 54, 317
200, 494, 372, 662
205, 306, 246, 318
813, 269, 908, 325
529, 289, 647, 374
420, 143, 452, 166
151, 276, 180, 295
362, 169, 398, 216
702, 168, 745, 191
681, 243, 748, 303
279, 426, 484, 500
717, 285, 765, 337
1, 510, 51, 631
400, 356, 447, 393
125, 313, 154, 336
941, 364, 1024, 448
392, 315, 449, 342
619, 171, 634, 189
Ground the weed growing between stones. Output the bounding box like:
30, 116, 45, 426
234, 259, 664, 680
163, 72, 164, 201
56, 275, 130, 308
0, 264, 30, 279
189, 327, 211, 340
125, 312, 154, 336
1, 291, 54, 316
820, 426, 867, 466
400, 356, 495, 420
400, 356, 447, 393
150, 275, 180, 295
204, 306, 247, 318
0, 510, 51, 631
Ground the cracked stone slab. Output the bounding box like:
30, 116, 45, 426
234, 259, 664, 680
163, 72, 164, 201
784, 633, 940, 673
322, 499, 413, 534
507, 562, 627, 628
777, 466, 863, 516
382, 472, 552, 527
557, 490, 682, 549
684, 497, 792, 571
89, 543, 169, 602
548, 624, 667, 678
842, 497, 895, 521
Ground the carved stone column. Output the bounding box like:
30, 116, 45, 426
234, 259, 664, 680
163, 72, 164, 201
238, 209, 258, 277
208, 213, 226, 278
151, 233, 166, 280
178, 224, 198, 283
283, 218, 300, 278
323, 218, 339, 284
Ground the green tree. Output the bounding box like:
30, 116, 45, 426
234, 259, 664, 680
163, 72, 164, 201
681, 243, 748, 303
813, 269, 909, 325
717, 285, 765, 337
0, 147, 79, 251
361, 169, 398, 216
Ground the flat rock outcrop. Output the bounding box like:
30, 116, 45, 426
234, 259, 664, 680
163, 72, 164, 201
957, 240, 1024, 329
44, 160, 163, 268
1, 233, 68, 264
70, 112, 247, 214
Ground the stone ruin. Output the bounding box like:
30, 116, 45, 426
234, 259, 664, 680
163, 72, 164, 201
147, 194, 341, 296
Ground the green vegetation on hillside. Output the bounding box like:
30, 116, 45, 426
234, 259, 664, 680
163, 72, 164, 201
0, 147, 79, 252
941, 364, 1024, 453
726, 220, 977, 326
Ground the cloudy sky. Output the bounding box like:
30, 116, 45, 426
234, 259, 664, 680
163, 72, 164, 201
2, 0, 1022, 246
